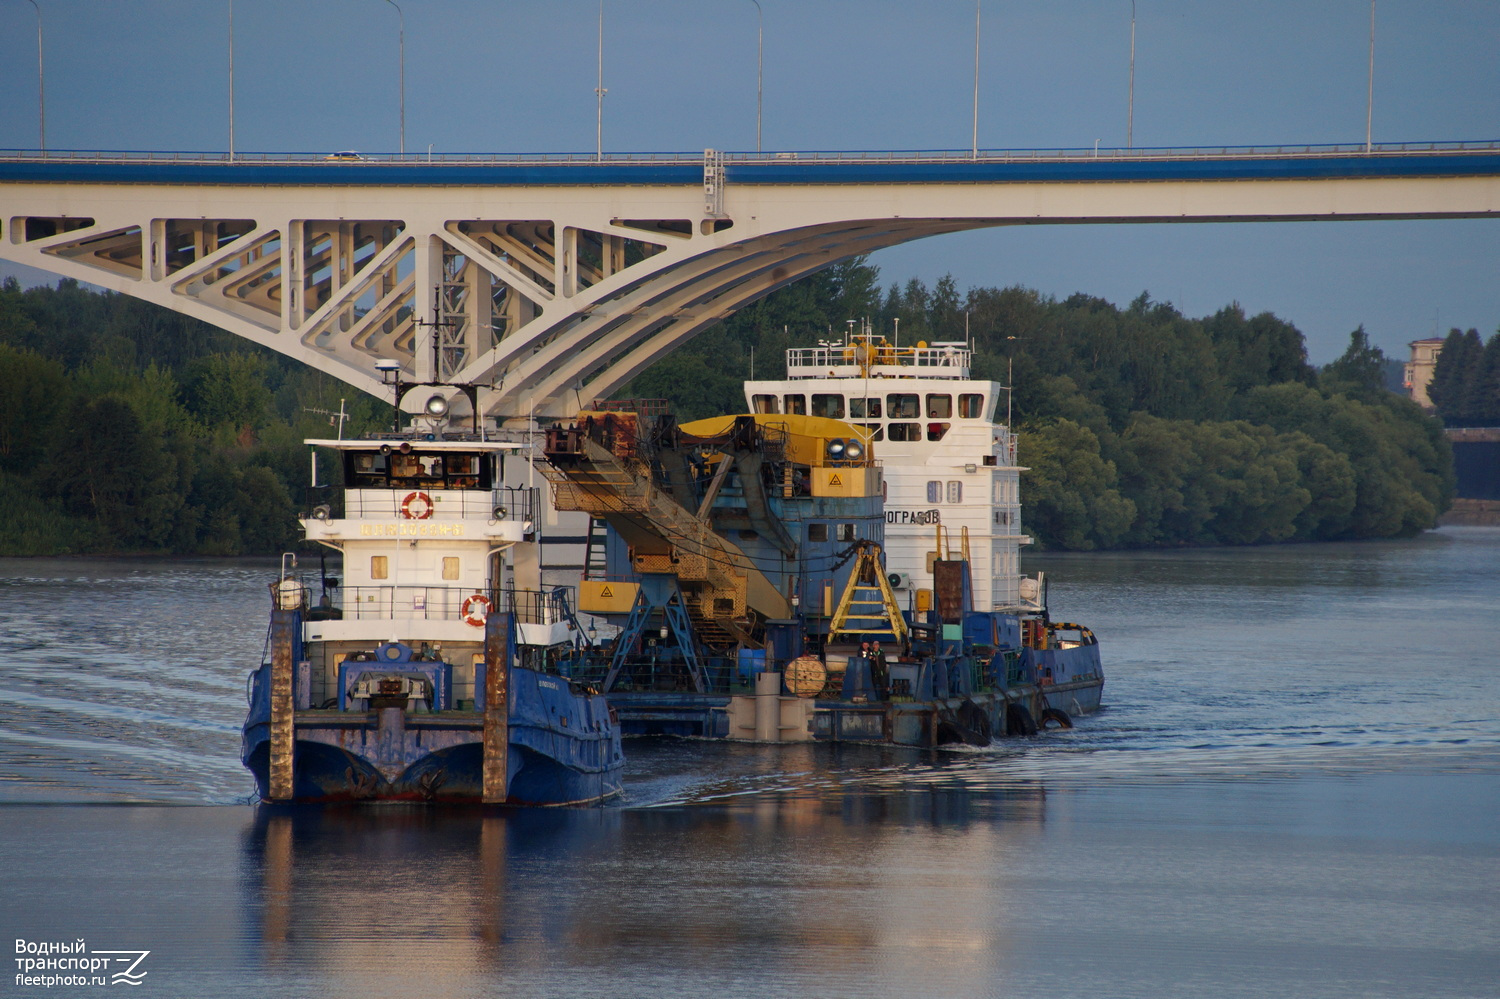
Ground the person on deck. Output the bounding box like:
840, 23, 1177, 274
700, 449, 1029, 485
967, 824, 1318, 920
870, 640, 890, 699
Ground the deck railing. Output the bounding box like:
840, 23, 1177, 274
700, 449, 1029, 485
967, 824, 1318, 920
4, 139, 1498, 167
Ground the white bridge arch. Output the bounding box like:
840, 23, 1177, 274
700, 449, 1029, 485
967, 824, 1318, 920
2, 143, 1498, 420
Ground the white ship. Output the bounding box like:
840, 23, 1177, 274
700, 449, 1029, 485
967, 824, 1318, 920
745, 326, 1043, 615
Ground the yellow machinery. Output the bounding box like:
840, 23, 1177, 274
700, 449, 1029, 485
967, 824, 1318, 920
541, 408, 881, 648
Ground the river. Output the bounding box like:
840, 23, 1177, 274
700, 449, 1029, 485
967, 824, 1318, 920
2, 529, 1496, 997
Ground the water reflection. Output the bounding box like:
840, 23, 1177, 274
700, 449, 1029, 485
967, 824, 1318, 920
239, 772, 1051, 995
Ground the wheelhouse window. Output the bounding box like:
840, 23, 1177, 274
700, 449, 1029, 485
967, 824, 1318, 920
959, 393, 985, 419
927, 481, 941, 503
784, 394, 807, 415
947, 481, 963, 503
855, 422, 884, 441
351, 452, 389, 487
836, 523, 856, 542
849, 397, 882, 419
888, 423, 921, 441
927, 422, 950, 441
926, 394, 952, 418
886, 393, 919, 419
807, 523, 828, 543
752, 394, 780, 414
344, 449, 492, 490
811, 394, 845, 419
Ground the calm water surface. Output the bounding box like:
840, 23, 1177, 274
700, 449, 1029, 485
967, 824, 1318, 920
1, 530, 1497, 997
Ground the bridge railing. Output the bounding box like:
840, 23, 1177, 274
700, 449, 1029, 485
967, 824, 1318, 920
3, 140, 1498, 167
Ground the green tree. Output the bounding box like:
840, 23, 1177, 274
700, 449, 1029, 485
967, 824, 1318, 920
1320, 326, 1388, 399
1018, 419, 1135, 550
0, 345, 71, 472
1428, 328, 1484, 425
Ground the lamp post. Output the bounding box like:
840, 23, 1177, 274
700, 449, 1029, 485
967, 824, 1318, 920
748, 0, 762, 152
1128, 0, 1136, 148
384, 0, 405, 156
971, 0, 980, 159
228, 0, 235, 159
595, 0, 606, 160
1365, 0, 1375, 152
20, 0, 44, 152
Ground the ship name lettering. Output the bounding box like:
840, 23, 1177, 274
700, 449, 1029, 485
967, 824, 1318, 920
886, 509, 941, 525
359, 524, 466, 537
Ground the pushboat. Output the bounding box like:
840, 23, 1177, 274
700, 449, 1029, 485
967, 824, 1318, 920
241, 421, 624, 805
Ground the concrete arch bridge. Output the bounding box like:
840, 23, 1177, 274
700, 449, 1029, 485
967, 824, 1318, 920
2, 142, 1498, 421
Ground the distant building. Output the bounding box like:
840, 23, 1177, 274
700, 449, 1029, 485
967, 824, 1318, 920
1405, 337, 1445, 408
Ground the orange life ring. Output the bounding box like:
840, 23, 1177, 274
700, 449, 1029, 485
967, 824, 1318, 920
401, 490, 434, 520
461, 594, 491, 627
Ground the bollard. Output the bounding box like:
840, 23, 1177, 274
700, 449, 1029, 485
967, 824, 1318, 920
754, 671, 783, 742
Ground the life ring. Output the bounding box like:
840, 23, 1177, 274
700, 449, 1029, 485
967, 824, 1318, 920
401, 491, 434, 520
461, 594, 491, 627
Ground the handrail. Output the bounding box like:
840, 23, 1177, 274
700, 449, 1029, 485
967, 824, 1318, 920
2, 139, 1498, 168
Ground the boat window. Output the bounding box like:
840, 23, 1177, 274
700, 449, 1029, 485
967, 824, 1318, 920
855, 422, 883, 441
927, 481, 941, 503
350, 451, 389, 487
784, 394, 807, 415
752, 394, 780, 414
371, 556, 389, 580
886, 393, 919, 419
927, 422, 950, 441
348, 450, 492, 489
888, 422, 921, 441
390, 453, 422, 480
807, 523, 828, 543
442, 557, 460, 580
947, 481, 963, 503
926, 394, 952, 418
959, 393, 984, 419
811, 394, 845, 419
849, 397, 882, 419
836, 523, 856, 542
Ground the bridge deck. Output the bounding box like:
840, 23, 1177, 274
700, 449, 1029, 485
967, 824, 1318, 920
3, 141, 1499, 187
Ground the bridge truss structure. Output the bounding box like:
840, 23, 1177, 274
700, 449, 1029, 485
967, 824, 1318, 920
2, 142, 1498, 421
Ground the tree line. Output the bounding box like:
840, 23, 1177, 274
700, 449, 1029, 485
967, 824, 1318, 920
0, 277, 388, 556
0, 262, 1455, 555
621, 261, 1453, 550
1427, 327, 1500, 426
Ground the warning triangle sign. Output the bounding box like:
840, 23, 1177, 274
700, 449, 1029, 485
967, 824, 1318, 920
600, 585, 614, 597
828, 474, 842, 486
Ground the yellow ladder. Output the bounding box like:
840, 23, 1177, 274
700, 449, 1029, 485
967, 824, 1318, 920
829, 542, 909, 645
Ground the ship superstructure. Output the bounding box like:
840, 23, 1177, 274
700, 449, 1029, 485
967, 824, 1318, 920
745, 329, 1038, 613
241, 427, 624, 805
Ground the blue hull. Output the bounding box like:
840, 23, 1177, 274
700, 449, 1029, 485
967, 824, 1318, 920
243, 665, 624, 806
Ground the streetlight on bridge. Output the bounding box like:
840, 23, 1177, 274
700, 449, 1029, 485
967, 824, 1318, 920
747, 0, 762, 152
18, 0, 45, 152
383, 0, 406, 156
1128, 0, 1136, 148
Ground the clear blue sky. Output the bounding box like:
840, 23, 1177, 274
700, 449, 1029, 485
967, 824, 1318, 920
2, 0, 1497, 363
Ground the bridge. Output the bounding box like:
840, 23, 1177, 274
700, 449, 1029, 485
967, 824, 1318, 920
3, 142, 1499, 421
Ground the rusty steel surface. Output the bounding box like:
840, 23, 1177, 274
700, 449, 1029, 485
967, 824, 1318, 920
932, 560, 969, 624
482, 613, 510, 804
268, 610, 296, 801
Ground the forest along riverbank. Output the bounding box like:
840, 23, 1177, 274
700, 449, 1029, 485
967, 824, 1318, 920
1, 273, 1451, 557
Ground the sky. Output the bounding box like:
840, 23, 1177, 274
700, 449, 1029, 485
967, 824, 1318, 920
1, 0, 1498, 363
